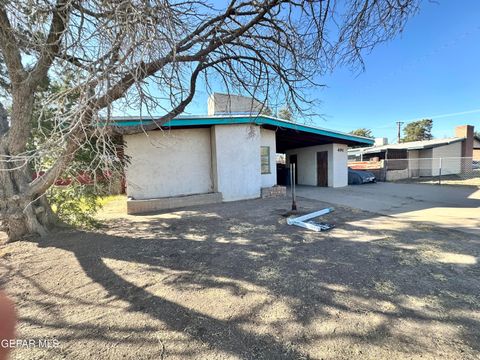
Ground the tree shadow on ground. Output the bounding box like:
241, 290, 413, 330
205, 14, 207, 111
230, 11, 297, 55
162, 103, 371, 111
19, 197, 480, 358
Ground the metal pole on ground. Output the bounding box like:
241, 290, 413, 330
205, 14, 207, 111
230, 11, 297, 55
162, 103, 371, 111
291, 163, 297, 211
289, 163, 293, 189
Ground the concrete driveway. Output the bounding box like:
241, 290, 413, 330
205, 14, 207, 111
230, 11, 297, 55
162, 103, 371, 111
296, 182, 480, 235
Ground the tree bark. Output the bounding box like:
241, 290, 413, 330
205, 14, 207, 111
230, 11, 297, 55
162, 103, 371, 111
0, 145, 58, 242
0, 82, 59, 242
0, 192, 56, 243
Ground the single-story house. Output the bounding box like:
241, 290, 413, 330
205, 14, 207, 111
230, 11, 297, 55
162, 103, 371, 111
348, 125, 476, 179
113, 94, 373, 214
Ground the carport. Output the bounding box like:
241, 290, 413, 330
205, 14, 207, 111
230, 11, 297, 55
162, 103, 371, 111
259, 122, 374, 189
256, 120, 373, 187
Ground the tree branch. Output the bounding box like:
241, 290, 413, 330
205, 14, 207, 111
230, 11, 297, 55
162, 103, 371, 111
94, 0, 282, 111
0, 6, 26, 85
29, 0, 71, 87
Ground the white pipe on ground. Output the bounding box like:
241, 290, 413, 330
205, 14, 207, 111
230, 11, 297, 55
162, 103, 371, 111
286, 207, 334, 225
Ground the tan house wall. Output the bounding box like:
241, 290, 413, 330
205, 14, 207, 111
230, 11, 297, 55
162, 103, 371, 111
473, 149, 480, 161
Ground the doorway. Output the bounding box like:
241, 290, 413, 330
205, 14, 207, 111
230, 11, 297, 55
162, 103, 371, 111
316, 151, 328, 187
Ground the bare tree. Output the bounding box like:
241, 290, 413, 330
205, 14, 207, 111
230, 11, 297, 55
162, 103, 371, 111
0, 0, 418, 241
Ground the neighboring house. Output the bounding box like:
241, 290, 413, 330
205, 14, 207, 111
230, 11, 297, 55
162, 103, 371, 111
474, 135, 480, 161
348, 125, 476, 179
113, 93, 373, 214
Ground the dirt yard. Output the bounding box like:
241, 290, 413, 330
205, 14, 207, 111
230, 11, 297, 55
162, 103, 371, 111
1, 196, 479, 359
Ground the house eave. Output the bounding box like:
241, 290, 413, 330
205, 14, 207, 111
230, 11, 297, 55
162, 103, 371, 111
108, 115, 374, 146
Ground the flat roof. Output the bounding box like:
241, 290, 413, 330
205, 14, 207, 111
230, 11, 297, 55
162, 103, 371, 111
110, 114, 374, 148
349, 137, 464, 155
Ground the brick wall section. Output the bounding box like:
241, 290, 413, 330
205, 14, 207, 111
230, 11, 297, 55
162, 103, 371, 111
349, 160, 384, 170
261, 186, 286, 198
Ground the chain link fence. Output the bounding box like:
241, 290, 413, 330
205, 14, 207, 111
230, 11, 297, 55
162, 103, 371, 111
349, 157, 480, 186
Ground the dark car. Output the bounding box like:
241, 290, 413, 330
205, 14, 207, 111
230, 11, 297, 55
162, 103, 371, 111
348, 168, 376, 185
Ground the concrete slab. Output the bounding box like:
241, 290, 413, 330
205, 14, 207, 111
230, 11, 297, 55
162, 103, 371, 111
127, 192, 222, 214
296, 182, 480, 235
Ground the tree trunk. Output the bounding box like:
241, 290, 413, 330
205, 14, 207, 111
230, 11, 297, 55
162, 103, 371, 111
0, 148, 58, 242
0, 68, 61, 242
0, 183, 58, 242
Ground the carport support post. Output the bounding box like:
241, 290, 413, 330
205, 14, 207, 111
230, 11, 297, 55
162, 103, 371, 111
291, 163, 297, 211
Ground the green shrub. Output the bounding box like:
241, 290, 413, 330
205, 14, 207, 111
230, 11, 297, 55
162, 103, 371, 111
47, 184, 104, 229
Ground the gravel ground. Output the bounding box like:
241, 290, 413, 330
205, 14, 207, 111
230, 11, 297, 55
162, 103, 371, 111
0, 196, 479, 359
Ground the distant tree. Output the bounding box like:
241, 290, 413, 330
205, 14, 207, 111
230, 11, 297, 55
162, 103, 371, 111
349, 128, 373, 138
260, 106, 273, 116
402, 119, 433, 142
277, 106, 293, 121
475, 131, 480, 138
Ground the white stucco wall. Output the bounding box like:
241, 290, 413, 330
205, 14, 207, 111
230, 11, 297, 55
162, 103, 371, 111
285, 143, 348, 188
432, 141, 462, 159
418, 148, 433, 176
287, 146, 318, 186
407, 150, 420, 177
260, 128, 277, 187
431, 142, 462, 175
211, 124, 262, 201
332, 144, 348, 187
124, 129, 213, 200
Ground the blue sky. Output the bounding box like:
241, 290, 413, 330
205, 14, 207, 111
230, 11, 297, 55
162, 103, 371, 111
183, 0, 480, 143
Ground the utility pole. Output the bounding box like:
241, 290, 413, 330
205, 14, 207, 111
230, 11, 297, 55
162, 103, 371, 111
396, 121, 404, 143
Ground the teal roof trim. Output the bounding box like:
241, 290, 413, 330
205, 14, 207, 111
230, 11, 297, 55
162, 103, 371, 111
111, 115, 374, 145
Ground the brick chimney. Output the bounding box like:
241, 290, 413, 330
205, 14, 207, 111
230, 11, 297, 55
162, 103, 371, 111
455, 125, 474, 158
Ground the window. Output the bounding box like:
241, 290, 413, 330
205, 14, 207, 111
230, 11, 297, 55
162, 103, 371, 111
261, 146, 270, 174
